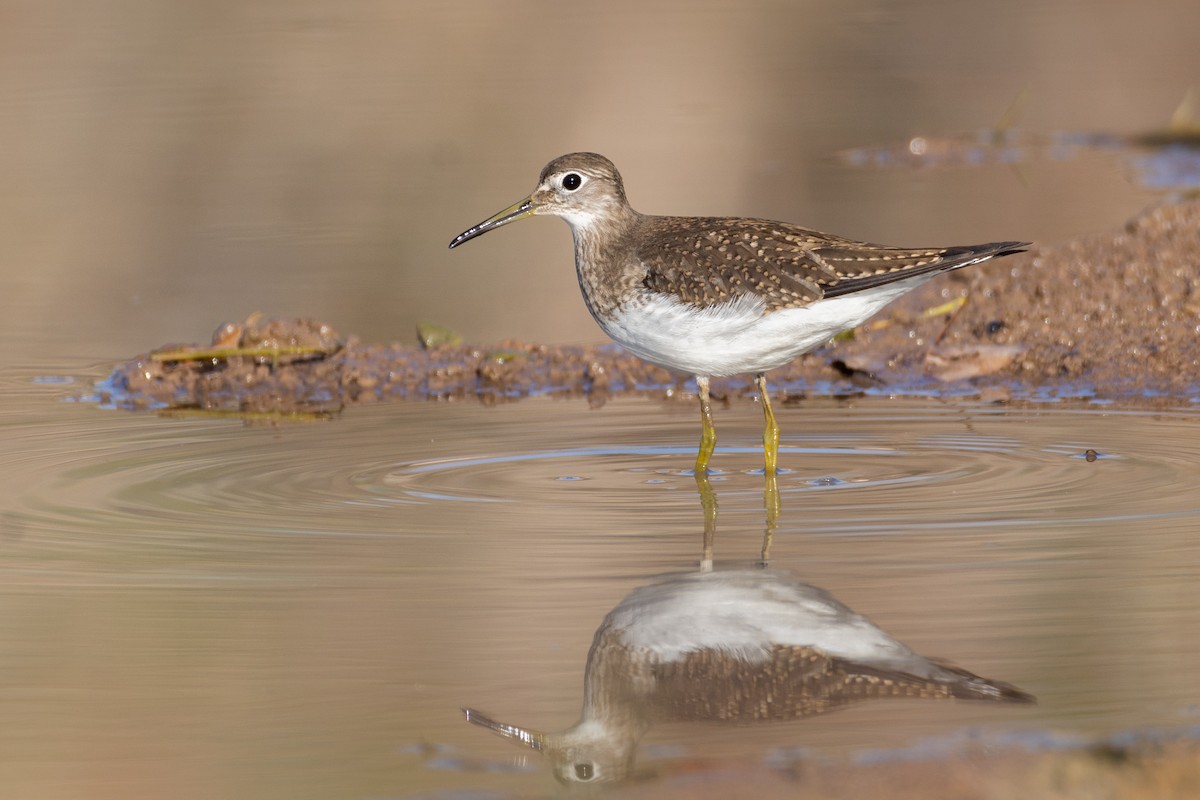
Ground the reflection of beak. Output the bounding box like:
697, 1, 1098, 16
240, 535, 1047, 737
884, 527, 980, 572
448, 197, 536, 249
462, 707, 546, 751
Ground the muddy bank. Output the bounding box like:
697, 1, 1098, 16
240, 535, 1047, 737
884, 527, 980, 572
609, 733, 1200, 800
96, 199, 1200, 413
952, 197, 1200, 396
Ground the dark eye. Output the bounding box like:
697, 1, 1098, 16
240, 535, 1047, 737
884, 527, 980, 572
562, 173, 582, 191
573, 763, 594, 781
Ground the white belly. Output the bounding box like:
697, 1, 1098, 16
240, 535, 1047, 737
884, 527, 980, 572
605, 570, 928, 672
599, 279, 927, 377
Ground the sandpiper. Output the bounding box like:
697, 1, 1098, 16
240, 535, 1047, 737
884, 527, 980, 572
449, 153, 1027, 474
464, 568, 1034, 784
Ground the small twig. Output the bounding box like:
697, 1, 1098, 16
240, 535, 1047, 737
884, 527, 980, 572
150, 345, 336, 363
934, 296, 970, 345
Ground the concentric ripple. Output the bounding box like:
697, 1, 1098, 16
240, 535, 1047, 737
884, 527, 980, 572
373, 405, 1200, 538
7, 394, 1200, 581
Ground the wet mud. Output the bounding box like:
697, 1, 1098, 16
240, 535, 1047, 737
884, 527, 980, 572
605, 735, 1200, 800
95, 198, 1200, 414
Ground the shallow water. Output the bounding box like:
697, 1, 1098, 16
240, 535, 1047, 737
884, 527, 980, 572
2, 362, 1199, 797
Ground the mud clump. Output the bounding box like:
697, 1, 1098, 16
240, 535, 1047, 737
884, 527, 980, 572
97, 199, 1200, 414
99, 316, 678, 414
949, 199, 1200, 395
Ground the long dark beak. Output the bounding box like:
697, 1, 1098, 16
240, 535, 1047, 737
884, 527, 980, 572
448, 197, 536, 249
461, 707, 546, 751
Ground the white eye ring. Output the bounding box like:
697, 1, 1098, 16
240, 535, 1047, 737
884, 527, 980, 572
560, 172, 587, 192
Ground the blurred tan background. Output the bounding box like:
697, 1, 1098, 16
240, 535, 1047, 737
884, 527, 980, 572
3, 0, 1198, 358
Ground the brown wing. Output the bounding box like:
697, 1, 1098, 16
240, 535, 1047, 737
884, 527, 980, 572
636, 216, 1027, 312
649, 644, 1035, 724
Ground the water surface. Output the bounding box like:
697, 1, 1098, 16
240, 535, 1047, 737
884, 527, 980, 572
2, 364, 1198, 797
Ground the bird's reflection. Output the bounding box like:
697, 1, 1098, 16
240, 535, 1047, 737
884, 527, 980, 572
697, 469, 779, 569
464, 482, 1035, 785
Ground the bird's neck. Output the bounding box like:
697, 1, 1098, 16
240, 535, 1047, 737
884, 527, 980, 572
568, 205, 645, 316
579, 627, 656, 736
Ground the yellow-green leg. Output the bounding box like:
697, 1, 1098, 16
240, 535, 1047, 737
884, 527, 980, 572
695, 470, 718, 572
760, 469, 780, 566
756, 373, 780, 475
694, 376, 717, 475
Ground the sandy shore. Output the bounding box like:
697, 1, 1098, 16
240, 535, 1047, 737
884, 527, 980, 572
96, 197, 1200, 414
615, 736, 1200, 800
